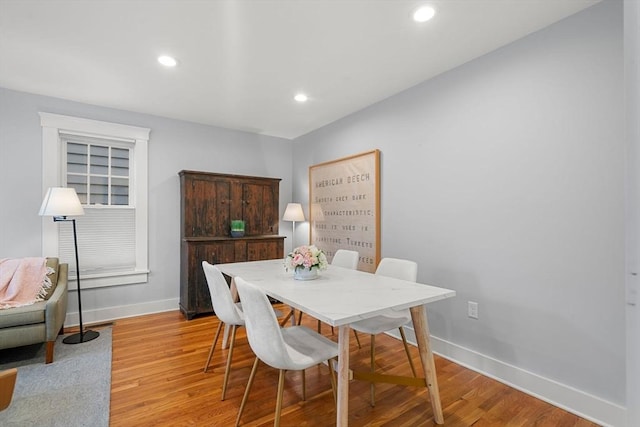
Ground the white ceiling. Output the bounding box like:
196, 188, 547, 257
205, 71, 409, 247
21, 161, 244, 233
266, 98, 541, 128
0, 0, 600, 140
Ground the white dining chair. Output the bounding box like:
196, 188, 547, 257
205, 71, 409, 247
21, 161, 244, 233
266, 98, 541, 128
332, 249, 359, 269
202, 261, 286, 394
234, 277, 338, 427
349, 257, 419, 406
201, 261, 246, 400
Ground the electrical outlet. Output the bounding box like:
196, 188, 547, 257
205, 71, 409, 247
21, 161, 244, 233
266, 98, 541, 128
468, 301, 479, 319
628, 272, 638, 306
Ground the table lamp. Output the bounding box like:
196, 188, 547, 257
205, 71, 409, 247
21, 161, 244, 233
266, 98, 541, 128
39, 187, 99, 344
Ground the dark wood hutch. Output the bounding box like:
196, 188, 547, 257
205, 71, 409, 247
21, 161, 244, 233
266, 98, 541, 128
179, 170, 285, 319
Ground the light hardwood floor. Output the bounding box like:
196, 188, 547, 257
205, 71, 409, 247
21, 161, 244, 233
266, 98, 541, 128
108, 309, 599, 427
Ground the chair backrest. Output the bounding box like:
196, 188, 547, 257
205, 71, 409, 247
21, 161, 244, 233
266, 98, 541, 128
331, 249, 359, 270
234, 277, 294, 370
202, 261, 244, 325
375, 258, 418, 282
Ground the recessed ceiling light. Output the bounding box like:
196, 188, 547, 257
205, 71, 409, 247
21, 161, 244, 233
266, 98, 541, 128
158, 55, 178, 67
413, 5, 436, 23
294, 93, 308, 103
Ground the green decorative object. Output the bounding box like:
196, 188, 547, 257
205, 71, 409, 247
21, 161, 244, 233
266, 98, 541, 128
230, 219, 245, 237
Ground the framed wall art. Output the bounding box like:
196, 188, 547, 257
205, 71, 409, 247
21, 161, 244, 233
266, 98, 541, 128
309, 149, 380, 272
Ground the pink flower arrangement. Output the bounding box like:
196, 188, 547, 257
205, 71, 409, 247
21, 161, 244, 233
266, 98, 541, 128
285, 245, 328, 272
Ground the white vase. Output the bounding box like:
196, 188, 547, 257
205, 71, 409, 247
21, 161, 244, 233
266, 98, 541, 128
294, 267, 319, 281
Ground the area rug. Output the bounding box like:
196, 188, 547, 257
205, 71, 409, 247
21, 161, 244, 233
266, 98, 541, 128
0, 327, 112, 427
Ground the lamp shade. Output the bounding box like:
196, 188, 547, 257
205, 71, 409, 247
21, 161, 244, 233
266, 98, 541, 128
39, 187, 85, 217
283, 203, 305, 222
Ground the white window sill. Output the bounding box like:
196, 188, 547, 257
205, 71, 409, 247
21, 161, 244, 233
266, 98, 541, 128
67, 270, 150, 290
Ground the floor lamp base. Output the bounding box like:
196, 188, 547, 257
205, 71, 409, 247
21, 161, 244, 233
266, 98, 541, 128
63, 330, 100, 344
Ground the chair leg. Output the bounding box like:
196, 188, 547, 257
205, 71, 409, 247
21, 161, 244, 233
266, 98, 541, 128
353, 330, 361, 349
221, 324, 238, 401
302, 369, 306, 401
370, 334, 376, 406
279, 308, 294, 326
399, 326, 417, 377
297, 310, 303, 325
45, 341, 55, 364
204, 321, 224, 372
275, 369, 286, 427
328, 358, 337, 405
0, 367, 17, 411
317, 319, 322, 334
235, 357, 259, 427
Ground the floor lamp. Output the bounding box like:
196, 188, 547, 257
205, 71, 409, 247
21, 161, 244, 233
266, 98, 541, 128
282, 203, 306, 324
39, 187, 99, 344
283, 203, 305, 248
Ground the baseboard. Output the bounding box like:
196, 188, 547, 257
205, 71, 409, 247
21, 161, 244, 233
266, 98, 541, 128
64, 298, 180, 326
389, 327, 627, 427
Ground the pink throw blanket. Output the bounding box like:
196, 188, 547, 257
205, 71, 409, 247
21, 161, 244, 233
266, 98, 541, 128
0, 257, 52, 309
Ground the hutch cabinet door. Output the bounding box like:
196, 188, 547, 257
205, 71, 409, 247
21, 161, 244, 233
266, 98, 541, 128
181, 241, 237, 319
242, 183, 279, 235
182, 175, 230, 237
197, 241, 237, 266
246, 239, 284, 261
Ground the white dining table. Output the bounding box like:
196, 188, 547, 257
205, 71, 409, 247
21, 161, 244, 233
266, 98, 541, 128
215, 259, 456, 426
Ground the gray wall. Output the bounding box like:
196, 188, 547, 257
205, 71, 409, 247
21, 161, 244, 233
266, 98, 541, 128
294, 0, 625, 410
0, 87, 294, 320
625, 0, 640, 425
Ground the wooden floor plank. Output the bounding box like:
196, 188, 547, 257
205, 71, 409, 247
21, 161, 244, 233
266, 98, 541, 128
109, 309, 600, 426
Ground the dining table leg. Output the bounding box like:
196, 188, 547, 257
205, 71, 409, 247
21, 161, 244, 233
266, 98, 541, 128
337, 325, 350, 427
410, 305, 444, 424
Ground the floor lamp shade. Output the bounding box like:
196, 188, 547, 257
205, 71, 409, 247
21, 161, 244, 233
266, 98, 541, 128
283, 203, 305, 247
39, 187, 85, 217
39, 187, 99, 344
283, 203, 305, 222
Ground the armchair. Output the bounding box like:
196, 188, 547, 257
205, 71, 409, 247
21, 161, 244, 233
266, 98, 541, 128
0, 258, 68, 363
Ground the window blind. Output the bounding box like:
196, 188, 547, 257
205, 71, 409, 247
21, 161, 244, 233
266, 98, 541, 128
59, 208, 136, 276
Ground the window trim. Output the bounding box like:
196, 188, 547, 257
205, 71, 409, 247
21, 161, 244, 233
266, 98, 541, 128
40, 112, 150, 289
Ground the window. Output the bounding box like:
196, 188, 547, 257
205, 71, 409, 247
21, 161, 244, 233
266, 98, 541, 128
59, 135, 136, 277
40, 113, 150, 289
66, 139, 131, 206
